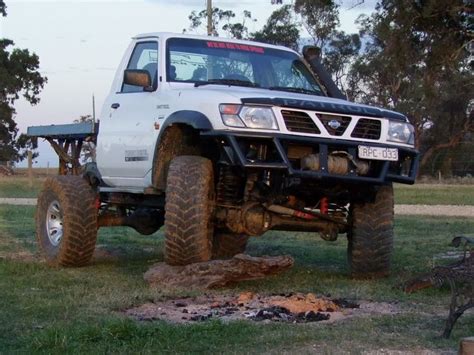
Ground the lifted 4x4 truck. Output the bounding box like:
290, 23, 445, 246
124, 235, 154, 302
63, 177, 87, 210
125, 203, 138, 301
28, 33, 419, 278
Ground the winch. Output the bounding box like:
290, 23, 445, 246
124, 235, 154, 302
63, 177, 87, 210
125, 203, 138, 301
301, 151, 369, 175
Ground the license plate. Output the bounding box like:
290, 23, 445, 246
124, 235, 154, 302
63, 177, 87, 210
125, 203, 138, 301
358, 145, 398, 161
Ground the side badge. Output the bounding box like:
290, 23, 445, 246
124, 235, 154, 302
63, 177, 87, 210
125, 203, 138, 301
125, 149, 149, 162
154, 122, 160, 130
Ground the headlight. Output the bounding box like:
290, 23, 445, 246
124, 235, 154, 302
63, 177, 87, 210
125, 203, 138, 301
387, 121, 415, 145
219, 104, 279, 130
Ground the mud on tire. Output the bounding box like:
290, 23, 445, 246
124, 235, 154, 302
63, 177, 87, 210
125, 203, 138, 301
348, 184, 394, 278
36, 176, 98, 267
212, 233, 249, 259
164, 156, 215, 265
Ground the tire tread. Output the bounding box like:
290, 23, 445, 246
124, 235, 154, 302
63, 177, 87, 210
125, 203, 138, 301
348, 185, 394, 278
164, 156, 214, 265
36, 176, 98, 267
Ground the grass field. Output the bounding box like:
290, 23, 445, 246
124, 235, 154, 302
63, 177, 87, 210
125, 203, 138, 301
0, 177, 44, 198
0, 205, 472, 353
2, 177, 473, 205
394, 184, 474, 205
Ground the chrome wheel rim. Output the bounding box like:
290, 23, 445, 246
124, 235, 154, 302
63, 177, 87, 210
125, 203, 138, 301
46, 200, 63, 246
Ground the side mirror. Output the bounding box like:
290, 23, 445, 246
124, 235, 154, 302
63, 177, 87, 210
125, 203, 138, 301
123, 69, 153, 91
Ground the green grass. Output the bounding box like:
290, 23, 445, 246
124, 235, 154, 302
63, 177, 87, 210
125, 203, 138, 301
0, 205, 472, 353
1, 178, 473, 205
394, 183, 474, 205
0, 177, 44, 198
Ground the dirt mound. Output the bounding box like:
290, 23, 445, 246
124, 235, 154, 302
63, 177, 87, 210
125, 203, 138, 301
125, 292, 397, 324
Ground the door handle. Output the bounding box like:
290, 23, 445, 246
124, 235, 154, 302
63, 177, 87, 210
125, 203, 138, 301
111, 103, 120, 109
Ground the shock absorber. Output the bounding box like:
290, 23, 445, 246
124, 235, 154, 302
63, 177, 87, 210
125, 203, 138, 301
216, 166, 243, 205
320, 197, 329, 214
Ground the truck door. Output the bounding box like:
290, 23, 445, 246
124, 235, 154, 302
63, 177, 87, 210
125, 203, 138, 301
97, 41, 160, 187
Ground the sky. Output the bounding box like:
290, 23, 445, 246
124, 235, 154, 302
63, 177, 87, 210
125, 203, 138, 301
0, 0, 376, 167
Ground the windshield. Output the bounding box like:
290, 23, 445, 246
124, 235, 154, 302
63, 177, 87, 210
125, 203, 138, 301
166, 37, 325, 96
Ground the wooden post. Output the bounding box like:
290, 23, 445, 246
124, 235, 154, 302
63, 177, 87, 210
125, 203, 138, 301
460, 337, 474, 355
27, 151, 33, 187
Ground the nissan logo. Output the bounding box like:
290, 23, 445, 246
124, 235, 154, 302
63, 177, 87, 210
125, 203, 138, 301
328, 119, 341, 130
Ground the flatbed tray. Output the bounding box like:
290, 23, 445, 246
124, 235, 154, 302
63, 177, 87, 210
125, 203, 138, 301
27, 122, 98, 139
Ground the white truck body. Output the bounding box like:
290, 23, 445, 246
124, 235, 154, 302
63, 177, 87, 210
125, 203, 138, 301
96, 32, 415, 189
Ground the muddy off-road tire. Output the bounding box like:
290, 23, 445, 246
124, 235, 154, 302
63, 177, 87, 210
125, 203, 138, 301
348, 184, 394, 278
212, 233, 249, 259
164, 156, 215, 265
36, 176, 98, 267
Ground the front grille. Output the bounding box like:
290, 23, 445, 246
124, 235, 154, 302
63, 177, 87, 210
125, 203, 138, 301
281, 110, 320, 134
351, 118, 381, 140
317, 114, 351, 136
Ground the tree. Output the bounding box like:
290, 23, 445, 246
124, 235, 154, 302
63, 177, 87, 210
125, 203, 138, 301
185, 4, 300, 50
285, 1, 360, 96
185, 8, 256, 39
0, 1, 46, 163
322, 30, 361, 94
73, 115, 96, 164
346, 0, 473, 172
251, 5, 300, 50
294, 0, 340, 48
418, 69, 473, 171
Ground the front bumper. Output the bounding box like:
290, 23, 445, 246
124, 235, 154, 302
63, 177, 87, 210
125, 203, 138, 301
203, 130, 419, 185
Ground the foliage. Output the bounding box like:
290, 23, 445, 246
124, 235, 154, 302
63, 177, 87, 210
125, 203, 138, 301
322, 30, 361, 93
346, 0, 473, 169
185, 8, 256, 39
251, 5, 300, 51
294, 0, 340, 48
0, 1, 46, 163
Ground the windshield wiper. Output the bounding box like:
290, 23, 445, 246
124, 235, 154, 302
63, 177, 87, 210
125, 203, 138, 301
268, 86, 320, 96
194, 79, 260, 88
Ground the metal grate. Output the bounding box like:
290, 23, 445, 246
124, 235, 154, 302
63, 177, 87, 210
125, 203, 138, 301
351, 118, 382, 140
281, 110, 320, 134
317, 114, 352, 136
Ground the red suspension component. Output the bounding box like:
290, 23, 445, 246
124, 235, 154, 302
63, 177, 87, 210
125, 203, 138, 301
94, 197, 101, 210
319, 197, 329, 214
293, 210, 316, 220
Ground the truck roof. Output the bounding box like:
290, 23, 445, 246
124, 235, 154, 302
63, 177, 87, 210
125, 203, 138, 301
133, 32, 298, 55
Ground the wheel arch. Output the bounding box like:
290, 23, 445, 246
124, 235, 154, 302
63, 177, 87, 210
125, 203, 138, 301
162, 110, 213, 131
151, 110, 214, 191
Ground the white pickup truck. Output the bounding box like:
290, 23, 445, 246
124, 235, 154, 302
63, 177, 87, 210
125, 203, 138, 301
28, 32, 419, 278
